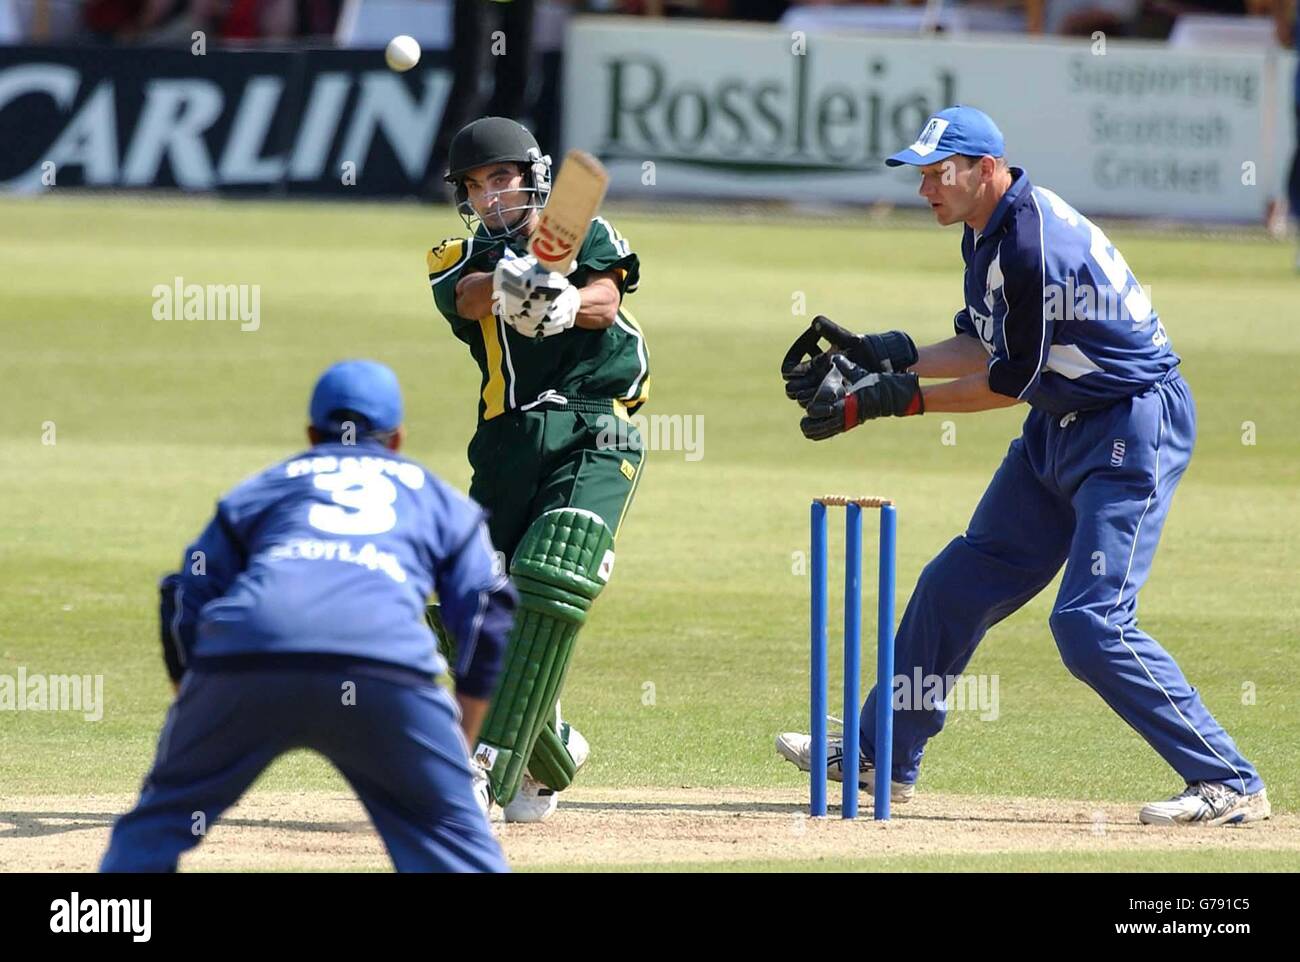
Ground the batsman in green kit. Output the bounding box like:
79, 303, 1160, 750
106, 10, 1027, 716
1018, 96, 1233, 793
425, 117, 649, 822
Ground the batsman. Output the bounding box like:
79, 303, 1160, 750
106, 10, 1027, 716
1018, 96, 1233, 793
425, 117, 649, 822
777, 106, 1268, 826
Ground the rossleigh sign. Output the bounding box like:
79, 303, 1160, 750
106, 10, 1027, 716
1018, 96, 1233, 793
563, 17, 1291, 222
596, 46, 957, 177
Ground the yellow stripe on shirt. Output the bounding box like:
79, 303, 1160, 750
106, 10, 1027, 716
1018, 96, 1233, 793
478, 313, 506, 419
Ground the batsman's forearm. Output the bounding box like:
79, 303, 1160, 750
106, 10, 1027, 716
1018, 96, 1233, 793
911, 335, 990, 378
574, 276, 620, 330
455, 272, 494, 319
457, 693, 490, 746
921, 372, 1023, 413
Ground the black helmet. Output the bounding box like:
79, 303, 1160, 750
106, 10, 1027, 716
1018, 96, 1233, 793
445, 117, 552, 239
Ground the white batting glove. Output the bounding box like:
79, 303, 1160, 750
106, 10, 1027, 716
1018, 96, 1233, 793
491, 250, 533, 321
493, 250, 572, 332
531, 286, 581, 338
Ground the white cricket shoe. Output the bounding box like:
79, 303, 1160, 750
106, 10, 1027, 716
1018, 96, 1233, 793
1139, 782, 1270, 827
503, 775, 559, 823
503, 705, 588, 824
775, 731, 915, 803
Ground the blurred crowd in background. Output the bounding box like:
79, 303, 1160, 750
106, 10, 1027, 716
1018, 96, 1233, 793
0, 0, 1293, 45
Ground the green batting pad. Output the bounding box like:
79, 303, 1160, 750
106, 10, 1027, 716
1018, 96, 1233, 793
475, 509, 614, 806
527, 717, 579, 792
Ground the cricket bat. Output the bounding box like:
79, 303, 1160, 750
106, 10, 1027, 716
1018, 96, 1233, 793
528, 149, 609, 275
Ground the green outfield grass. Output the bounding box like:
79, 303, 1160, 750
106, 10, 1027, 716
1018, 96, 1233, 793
1, 195, 1296, 870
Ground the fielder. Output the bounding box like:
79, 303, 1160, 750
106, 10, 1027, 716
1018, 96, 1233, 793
102, 360, 514, 871
777, 106, 1268, 826
426, 117, 649, 821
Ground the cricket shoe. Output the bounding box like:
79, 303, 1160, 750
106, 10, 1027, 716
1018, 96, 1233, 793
503, 775, 558, 823
775, 731, 914, 803
503, 707, 589, 824
1139, 782, 1270, 827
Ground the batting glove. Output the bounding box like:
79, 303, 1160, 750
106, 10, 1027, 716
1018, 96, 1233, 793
493, 251, 573, 333
528, 285, 581, 338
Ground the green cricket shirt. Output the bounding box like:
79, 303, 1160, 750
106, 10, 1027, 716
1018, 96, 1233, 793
427, 217, 649, 423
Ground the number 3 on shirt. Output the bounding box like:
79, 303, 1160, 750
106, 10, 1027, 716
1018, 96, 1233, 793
308, 466, 398, 536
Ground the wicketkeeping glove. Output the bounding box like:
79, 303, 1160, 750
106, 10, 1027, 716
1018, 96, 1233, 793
799, 355, 924, 441
784, 351, 835, 407
781, 315, 918, 397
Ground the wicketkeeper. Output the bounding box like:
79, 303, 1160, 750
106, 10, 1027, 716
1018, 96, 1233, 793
426, 117, 649, 822
777, 106, 1268, 826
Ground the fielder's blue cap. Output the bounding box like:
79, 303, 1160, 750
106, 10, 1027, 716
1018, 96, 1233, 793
309, 359, 403, 434
886, 105, 1005, 167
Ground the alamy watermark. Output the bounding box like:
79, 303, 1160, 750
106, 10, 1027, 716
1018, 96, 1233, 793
892, 670, 999, 722
50, 893, 150, 941
152, 276, 260, 331
595, 413, 704, 462
1043, 277, 1154, 324
0, 667, 104, 721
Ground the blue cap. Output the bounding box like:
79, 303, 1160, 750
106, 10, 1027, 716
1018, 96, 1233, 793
309, 360, 403, 434
886, 106, 1005, 168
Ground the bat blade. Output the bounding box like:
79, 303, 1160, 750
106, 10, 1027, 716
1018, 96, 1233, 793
529, 149, 609, 274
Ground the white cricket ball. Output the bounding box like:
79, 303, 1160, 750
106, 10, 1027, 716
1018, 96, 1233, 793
385, 35, 421, 72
